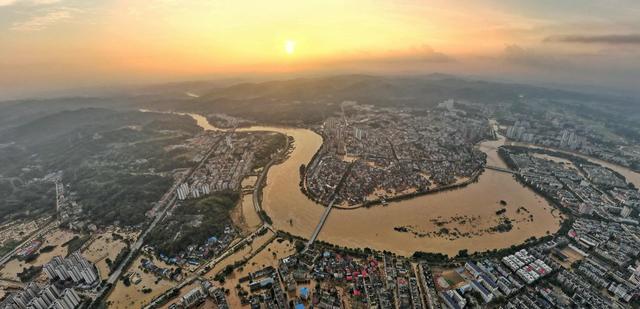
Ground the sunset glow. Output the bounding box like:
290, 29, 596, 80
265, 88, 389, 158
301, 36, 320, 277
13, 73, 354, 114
285, 40, 296, 55
0, 0, 639, 97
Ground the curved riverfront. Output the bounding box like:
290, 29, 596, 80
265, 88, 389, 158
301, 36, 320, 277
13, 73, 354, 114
508, 141, 640, 189
188, 113, 563, 256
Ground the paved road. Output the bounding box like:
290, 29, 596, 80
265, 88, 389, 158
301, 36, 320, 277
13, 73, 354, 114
106, 194, 176, 283
305, 161, 355, 248
307, 198, 335, 246
143, 225, 272, 309
252, 161, 271, 218
90, 134, 227, 307
142, 139, 286, 308
0, 278, 25, 289
0, 220, 58, 267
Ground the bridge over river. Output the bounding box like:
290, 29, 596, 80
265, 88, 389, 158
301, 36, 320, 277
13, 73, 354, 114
485, 165, 516, 174
305, 161, 356, 249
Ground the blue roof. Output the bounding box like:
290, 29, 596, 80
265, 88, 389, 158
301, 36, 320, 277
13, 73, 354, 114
472, 280, 492, 296
480, 274, 498, 289
300, 287, 309, 297
441, 293, 461, 309
466, 261, 484, 275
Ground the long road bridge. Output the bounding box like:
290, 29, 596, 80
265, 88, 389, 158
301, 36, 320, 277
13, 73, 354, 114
485, 165, 516, 174
307, 198, 335, 247
306, 161, 355, 249
305, 164, 515, 248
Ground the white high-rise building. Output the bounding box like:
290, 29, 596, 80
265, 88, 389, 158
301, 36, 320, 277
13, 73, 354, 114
560, 129, 581, 149
354, 127, 366, 140
506, 121, 528, 141
43, 252, 99, 287
177, 183, 189, 200
0, 283, 81, 309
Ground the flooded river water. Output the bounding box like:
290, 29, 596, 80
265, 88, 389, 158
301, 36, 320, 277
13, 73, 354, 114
190, 114, 565, 256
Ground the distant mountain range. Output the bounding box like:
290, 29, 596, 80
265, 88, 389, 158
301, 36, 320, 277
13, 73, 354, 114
1, 74, 638, 126
144, 74, 637, 124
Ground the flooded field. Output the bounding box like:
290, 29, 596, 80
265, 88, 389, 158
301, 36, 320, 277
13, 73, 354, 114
82, 229, 138, 280
241, 176, 258, 188
0, 217, 50, 249
202, 229, 276, 279
158, 235, 293, 308
553, 246, 586, 269
230, 193, 263, 234
189, 114, 563, 256
105, 255, 175, 309
0, 229, 77, 281
212, 238, 294, 308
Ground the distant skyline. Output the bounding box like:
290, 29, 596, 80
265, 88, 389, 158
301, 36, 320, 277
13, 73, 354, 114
1, 0, 639, 99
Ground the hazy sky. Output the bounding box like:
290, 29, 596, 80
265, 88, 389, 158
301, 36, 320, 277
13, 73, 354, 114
1, 0, 639, 98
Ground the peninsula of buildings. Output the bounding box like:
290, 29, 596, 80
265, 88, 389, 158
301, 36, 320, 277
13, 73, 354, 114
304, 102, 490, 207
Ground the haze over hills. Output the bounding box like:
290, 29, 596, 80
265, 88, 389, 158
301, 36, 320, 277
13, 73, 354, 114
153, 74, 640, 127
1, 74, 638, 137
192, 74, 623, 105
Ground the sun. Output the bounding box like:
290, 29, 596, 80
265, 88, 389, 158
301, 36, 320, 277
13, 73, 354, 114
284, 40, 296, 55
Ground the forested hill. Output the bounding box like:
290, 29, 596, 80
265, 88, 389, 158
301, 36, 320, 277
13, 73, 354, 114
140, 74, 639, 125
0, 108, 201, 226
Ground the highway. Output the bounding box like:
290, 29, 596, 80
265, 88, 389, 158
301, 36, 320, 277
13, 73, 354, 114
89, 134, 227, 307
198, 225, 272, 275
0, 220, 58, 267
142, 130, 287, 308
1, 178, 62, 268
105, 194, 176, 284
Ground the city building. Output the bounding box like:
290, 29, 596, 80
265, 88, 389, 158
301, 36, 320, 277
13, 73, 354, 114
0, 283, 81, 309
43, 252, 99, 288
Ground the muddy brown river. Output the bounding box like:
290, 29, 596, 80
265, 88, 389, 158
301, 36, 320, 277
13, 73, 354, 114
189, 114, 564, 256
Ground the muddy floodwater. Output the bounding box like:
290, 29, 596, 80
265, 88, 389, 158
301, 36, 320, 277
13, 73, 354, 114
188, 113, 563, 256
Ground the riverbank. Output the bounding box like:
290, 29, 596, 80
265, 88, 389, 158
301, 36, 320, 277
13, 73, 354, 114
184, 112, 560, 256
298, 136, 490, 211
508, 140, 640, 188
339, 170, 482, 210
